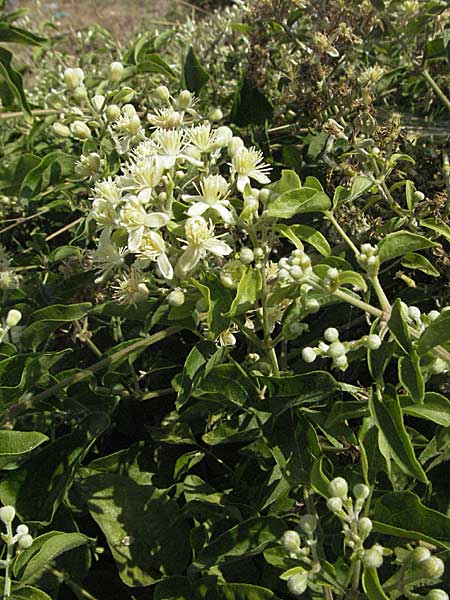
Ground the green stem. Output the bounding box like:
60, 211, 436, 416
422, 68, 450, 112
351, 558, 362, 594
325, 211, 359, 256
3, 327, 181, 422
261, 259, 280, 376
330, 288, 384, 319
73, 320, 102, 358
140, 387, 174, 401
369, 157, 405, 217
369, 275, 391, 314
3, 523, 13, 599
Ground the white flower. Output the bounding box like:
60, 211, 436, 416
93, 230, 128, 275
136, 231, 173, 280
188, 123, 217, 153
91, 199, 119, 229
183, 174, 234, 224
231, 147, 271, 192
91, 177, 122, 207
120, 198, 170, 252
113, 269, 149, 305
111, 106, 144, 154
121, 156, 164, 202
151, 128, 202, 169
175, 216, 232, 278
147, 108, 183, 129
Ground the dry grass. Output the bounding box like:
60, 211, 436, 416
9, 0, 207, 43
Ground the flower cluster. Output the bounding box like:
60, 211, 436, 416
87, 86, 273, 309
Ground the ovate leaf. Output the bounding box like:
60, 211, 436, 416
267, 188, 331, 218
373, 491, 450, 550
183, 46, 209, 94
417, 312, 450, 355
193, 516, 285, 569
0, 430, 48, 470
378, 232, 438, 263
369, 387, 427, 483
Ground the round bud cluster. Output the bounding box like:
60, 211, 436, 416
63, 67, 84, 91
362, 544, 384, 569
277, 248, 312, 286
365, 334, 382, 351
322, 267, 340, 292
75, 153, 102, 179
281, 530, 301, 555
357, 244, 379, 276
0, 505, 34, 551
6, 309, 22, 328
0, 505, 15, 525
287, 571, 308, 596
167, 290, 185, 307
301, 329, 349, 370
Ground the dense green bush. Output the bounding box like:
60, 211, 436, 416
0, 1, 449, 599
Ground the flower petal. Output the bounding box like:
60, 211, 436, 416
203, 238, 233, 256
144, 212, 170, 229
157, 253, 174, 280
187, 202, 209, 217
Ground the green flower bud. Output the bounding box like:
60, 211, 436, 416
358, 517, 373, 539
0, 505, 15, 525
426, 590, 448, 600
239, 247, 254, 265
105, 104, 121, 122
327, 497, 343, 513
63, 67, 84, 90
92, 94, 106, 112
333, 355, 348, 370
253, 247, 265, 260
155, 85, 170, 102
6, 309, 22, 327
118, 87, 135, 103
365, 335, 381, 350
228, 136, 245, 156
329, 477, 348, 499
353, 483, 370, 501
413, 190, 425, 202
15, 524, 29, 536
363, 545, 384, 569
306, 298, 320, 313
109, 61, 124, 82
281, 530, 301, 553
287, 572, 308, 596
410, 547, 431, 564
208, 107, 223, 122
428, 310, 440, 321
324, 327, 339, 342
289, 265, 303, 281
300, 514, 317, 535
302, 347, 317, 364
328, 341, 346, 359
17, 533, 33, 549
72, 86, 88, 105
177, 90, 192, 110
214, 126, 233, 146
417, 556, 445, 579
167, 290, 185, 307
71, 120, 91, 140
52, 122, 71, 137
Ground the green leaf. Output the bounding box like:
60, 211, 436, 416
275, 224, 331, 256
154, 578, 281, 600
7, 587, 52, 600
0, 23, 46, 45
230, 75, 273, 127
78, 470, 191, 586
267, 187, 331, 218
369, 386, 428, 483
20, 302, 92, 351
420, 217, 450, 243
262, 371, 340, 417
193, 274, 232, 337
417, 312, 450, 354
193, 516, 285, 569
227, 267, 262, 317
401, 392, 450, 427
183, 46, 209, 94
0, 47, 29, 113
388, 298, 411, 354
137, 54, 176, 79
338, 270, 368, 292
378, 231, 438, 263
373, 491, 450, 550
400, 252, 439, 276
20, 151, 77, 199
219, 584, 281, 599
398, 351, 424, 403
0, 413, 109, 523
362, 566, 390, 600
333, 175, 373, 208
14, 532, 90, 584
270, 169, 301, 194
0, 430, 48, 470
